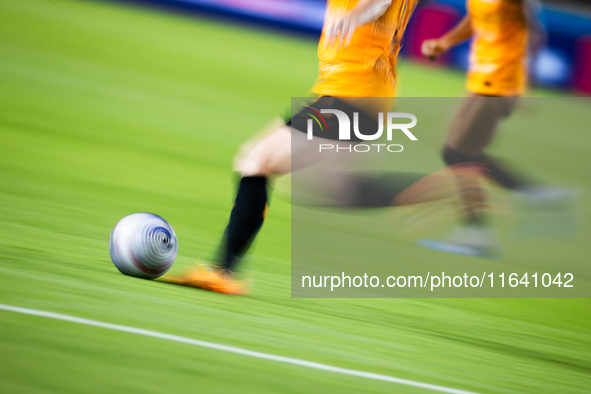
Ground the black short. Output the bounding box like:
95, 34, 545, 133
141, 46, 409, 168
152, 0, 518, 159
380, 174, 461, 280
286, 97, 380, 142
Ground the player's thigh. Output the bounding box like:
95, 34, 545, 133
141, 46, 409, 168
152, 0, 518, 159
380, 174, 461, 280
446, 94, 514, 156
240, 125, 331, 177
240, 126, 292, 177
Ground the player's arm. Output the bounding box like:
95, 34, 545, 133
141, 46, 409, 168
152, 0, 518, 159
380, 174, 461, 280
421, 15, 473, 60
325, 0, 392, 49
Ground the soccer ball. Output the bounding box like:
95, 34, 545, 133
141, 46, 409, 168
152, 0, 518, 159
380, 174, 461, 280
109, 213, 178, 279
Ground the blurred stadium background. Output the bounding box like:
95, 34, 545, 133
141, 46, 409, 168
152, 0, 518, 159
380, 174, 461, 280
125, 0, 591, 91
0, 0, 590, 393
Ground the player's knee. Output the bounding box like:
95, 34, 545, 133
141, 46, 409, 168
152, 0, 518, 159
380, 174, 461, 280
442, 146, 478, 166
240, 144, 273, 177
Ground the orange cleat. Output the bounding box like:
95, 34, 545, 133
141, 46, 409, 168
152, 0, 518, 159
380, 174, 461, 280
159, 263, 249, 296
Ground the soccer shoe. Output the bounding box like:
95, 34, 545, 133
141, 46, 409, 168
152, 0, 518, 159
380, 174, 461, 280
417, 224, 502, 258
160, 263, 249, 296
514, 186, 579, 212
511, 186, 580, 239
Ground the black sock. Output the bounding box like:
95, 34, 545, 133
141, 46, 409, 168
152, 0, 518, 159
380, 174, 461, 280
479, 154, 529, 190
443, 146, 528, 190
442, 146, 478, 166
221, 176, 268, 272
348, 172, 427, 207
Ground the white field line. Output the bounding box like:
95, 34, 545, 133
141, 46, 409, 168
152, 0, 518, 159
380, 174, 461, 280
0, 303, 479, 394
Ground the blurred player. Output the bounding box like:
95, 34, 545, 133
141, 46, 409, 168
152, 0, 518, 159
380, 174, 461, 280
160, 0, 420, 295
419, 0, 545, 256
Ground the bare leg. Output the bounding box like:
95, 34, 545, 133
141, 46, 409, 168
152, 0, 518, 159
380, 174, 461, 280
445, 94, 525, 188
443, 94, 521, 224
445, 94, 517, 156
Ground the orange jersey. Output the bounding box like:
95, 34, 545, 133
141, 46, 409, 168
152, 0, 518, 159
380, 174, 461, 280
467, 0, 528, 96
312, 0, 416, 98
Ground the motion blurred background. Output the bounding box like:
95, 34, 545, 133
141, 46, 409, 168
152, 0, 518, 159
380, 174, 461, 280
129, 0, 591, 92
0, 0, 590, 393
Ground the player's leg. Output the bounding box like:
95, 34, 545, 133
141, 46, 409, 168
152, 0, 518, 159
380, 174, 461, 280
416, 95, 514, 256
172, 126, 293, 294
223, 122, 347, 271
177, 123, 337, 294
222, 125, 294, 274
443, 94, 526, 189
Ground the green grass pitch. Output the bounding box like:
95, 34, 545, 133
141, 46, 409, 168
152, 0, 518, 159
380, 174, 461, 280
0, 0, 590, 393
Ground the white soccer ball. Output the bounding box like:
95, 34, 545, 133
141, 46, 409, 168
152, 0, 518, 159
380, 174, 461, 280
109, 213, 178, 279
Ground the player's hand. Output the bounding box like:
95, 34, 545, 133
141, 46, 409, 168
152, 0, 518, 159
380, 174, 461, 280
324, 0, 392, 51
324, 14, 357, 50
421, 39, 448, 61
